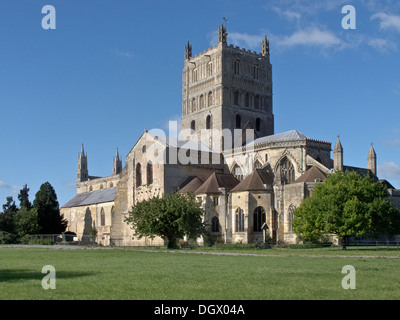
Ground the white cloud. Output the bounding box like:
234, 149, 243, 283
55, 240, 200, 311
0, 181, 10, 189
111, 49, 136, 59
228, 32, 264, 50
273, 27, 343, 49
371, 13, 400, 32
378, 161, 400, 187
367, 37, 397, 52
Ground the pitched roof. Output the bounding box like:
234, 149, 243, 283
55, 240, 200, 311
62, 188, 117, 208
247, 129, 308, 146
294, 166, 327, 183
230, 169, 274, 192
195, 172, 239, 194
178, 176, 204, 193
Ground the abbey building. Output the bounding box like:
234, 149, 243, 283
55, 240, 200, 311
61, 25, 400, 246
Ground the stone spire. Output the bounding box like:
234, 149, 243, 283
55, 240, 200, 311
77, 144, 88, 182
262, 35, 270, 56
184, 41, 192, 60
218, 23, 227, 44
113, 148, 122, 175
333, 135, 343, 171
367, 143, 377, 176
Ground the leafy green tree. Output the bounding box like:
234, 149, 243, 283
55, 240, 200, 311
13, 207, 40, 238
0, 196, 17, 234
18, 184, 32, 209
125, 192, 206, 249
33, 182, 67, 234
293, 171, 400, 248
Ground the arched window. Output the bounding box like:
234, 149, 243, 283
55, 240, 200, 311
280, 158, 295, 184
253, 207, 266, 232
235, 208, 245, 232
142, 145, 146, 153
234, 60, 240, 74
234, 91, 239, 105
192, 98, 196, 112
208, 91, 213, 107
100, 208, 105, 227
254, 160, 262, 169
207, 61, 213, 76
255, 95, 260, 109
147, 162, 153, 185
199, 95, 204, 109
256, 118, 261, 131
265, 154, 268, 163
233, 164, 244, 181
136, 163, 142, 187
191, 120, 196, 131
206, 115, 212, 130
192, 69, 198, 82
253, 65, 259, 79
288, 204, 296, 232
212, 217, 219, 233
235, 114, 241, 129
245, 93, 250, 108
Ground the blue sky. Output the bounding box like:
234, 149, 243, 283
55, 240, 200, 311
1, 0, 400, 208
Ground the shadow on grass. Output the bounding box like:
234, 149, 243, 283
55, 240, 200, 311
0, 269, 96, 283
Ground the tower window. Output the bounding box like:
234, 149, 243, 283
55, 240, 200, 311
206, 115, 212, 130
245, 93, 250, 108
234, 60, 240, 75
253, 65, 259, 79
234, 91, 239, 106
235, 114, 241, 129
191, 120, 196, 131
256, 118, 261, 131
207, 61, 213, 77
208, 91, 213, 107
199, 95, 204, 109
192, 69, 198, 82
191, 98, 196, 112
233, 164, 244, 181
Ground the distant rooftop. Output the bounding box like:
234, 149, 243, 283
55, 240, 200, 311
62, 188, 117, 208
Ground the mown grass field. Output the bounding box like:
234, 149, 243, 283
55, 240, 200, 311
0, 246, 399, 300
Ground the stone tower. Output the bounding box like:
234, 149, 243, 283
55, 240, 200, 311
334, 135, 343, 171
113, 148, 122, 175
77, 144, 88, 182
368, 143, 377, 176
181, 24, 274, 151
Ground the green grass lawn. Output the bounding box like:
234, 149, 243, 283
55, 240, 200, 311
0, 246, 399, 300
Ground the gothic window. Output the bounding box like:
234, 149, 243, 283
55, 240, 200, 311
199, 95, 205, 109
212, 216, 220, 233
265, 153, 268, 163
191, 98, 196, 112
208, 91, 213, 107
235, 114, 241, 129
207, 61, 213, 77
280, 158, 295, 184
100, 208, 105, 227
256, 118, 261, 131
253, 65, 259, 79
253, 207, 266, 232
245, 93, 250, 108
192, 69, 198, 82
206, 115, 212, 130
147, 162, 153, 185
136, 163, 142, 187
233, 164, 244, 181
191, 120, 196, 131
235, 208, 245, 232
142, 145, 146, 153
254, 159, 262, 169
255, 95, 260, 109
234, 60, 240, 74
234, 91, 239, 105
288, 204, 296, 232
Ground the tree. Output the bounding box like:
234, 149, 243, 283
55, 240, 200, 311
0, 196, 17, 234
13, 207, 40, 238
18, 184, 32, 209
293, 171, 400, 249
125, 192, 206, 249
33, 182, 67, 234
